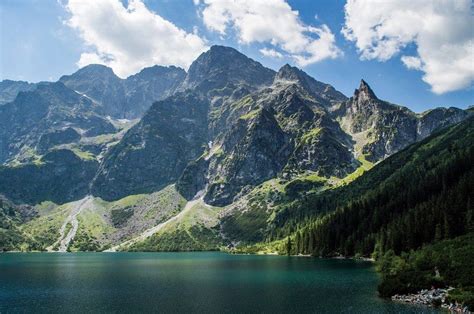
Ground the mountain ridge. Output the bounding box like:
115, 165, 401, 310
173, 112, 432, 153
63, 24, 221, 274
0, 45, 471, 258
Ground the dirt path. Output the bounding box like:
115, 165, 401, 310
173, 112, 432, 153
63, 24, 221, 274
47, 196, 93, 252
105, 197, 206, 252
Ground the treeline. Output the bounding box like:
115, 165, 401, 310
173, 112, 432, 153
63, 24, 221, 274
377, 234, 474, 309
281, 116, 474, 257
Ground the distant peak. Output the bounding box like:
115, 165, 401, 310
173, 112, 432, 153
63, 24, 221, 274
80, 64, 114, 72
133, 65, 186, 78
209, 45, 239, 52
354, 79, 377, 101
275, 64, 306, 82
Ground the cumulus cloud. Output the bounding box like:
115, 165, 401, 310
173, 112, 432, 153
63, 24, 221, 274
196, 0, 342, 66
259, 48, 283, 59
401, 56, 423, 71
342, 0, 474, 94
65, 0, 208, 77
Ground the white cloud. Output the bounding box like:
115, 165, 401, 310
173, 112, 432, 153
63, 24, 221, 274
196, 0, 342, 67
401, 56, 422, 71
342, 0, 474, 94
259, 48, 283, 59
65, 0, 208, 77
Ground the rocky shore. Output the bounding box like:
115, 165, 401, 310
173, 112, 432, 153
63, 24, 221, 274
391, 288, 471, 313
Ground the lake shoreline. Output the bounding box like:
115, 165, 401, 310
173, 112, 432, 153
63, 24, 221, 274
0, 252, 436, 313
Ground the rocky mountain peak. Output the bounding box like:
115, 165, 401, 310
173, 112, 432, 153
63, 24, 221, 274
274, 64, 304, 82
273, 64, 347, 105
354, 79, 377, 102
180, 45, 275, 92
61, 64, 118, 81
128, 65, 186, 81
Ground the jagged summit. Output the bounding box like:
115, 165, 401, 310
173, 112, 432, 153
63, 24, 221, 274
274, 64, 303, 81
354, 79, 377, 101
274, 64, 313, 87
129, 65, 186, 80
61, 64, 117, 80
180, 45, 275, 92
274, 63, 347, 105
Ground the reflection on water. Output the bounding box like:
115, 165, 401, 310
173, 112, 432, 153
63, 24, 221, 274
0, 252, 439, 313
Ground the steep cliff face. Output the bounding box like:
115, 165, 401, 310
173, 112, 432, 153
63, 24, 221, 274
60, 65, 125, 116
0, 80, 36, 105
417, 107, 468, 140
180, 45, 275, 93
0, 149, 98, 204
124, 65, 186, 117
60, 64, 186, 118
178, 65, 357, 206
273, 64, 347, 106
335, 80, 469, 162
0, 82, 115, 164
91, 93, 209, 201
93, 46, 278, 202
204, 108, 292, 205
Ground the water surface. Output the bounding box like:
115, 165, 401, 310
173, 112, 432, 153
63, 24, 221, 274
0, 252, 438, 313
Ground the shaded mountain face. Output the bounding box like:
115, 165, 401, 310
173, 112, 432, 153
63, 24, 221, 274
91, 93, 209, 201
60, 64, 186, 119
273, 64, 347, 106
0, 149, 98, 204
0, 82, 116, 164
180, 45, 275, 93
190, 66, 357, 205
0, 45, 469, 209
334, 80, 469, 161
0, 80, 36, 105
93, 49, 468, 206
92, 46, 277, 201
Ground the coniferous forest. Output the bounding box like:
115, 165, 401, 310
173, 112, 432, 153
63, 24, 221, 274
272, 116, 474, 308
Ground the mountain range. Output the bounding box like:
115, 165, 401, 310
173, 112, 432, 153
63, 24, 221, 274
0, 45, 471, 261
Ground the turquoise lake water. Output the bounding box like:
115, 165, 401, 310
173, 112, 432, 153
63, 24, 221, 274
0, 252, 439, 313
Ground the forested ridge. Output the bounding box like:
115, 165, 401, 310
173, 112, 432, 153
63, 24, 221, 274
262, 116, 473, 257
242, 116, 474, 307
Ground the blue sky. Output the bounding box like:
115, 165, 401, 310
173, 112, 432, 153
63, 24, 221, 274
0, 0, 472, 112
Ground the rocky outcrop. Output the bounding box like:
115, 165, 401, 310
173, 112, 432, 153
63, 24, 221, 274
37, 127, 81, 153
124, 65, 186, 117
0, 82, 115, 164
60, 64, 186, 118
273, 64, 347, 106
417, 107, 468, 140
0, 149, 98, 204
0, 80, 36, 105
180, 45, 275, 93
334, 80, 470, 162
91, 93, 209, 201
204, 108, 291, 205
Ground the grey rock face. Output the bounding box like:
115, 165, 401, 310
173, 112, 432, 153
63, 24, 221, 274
37, 127, 81, 154
124, 65, 186, 117
274, 64, 347, 106
336, 80, 469, 162
91, 93, 209, 201
204, 108, 292, 206
60, 64, 186, 118
180, 45, 275, 93
417, 107, 468, 140
0, 80, 36, 105
0, 82, 115, 164
0, 149, 98, 204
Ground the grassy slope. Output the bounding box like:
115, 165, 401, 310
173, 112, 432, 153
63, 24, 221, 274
6, 185, 187, 251
232, 117, 474, 308
129, 200, 225, 251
